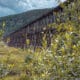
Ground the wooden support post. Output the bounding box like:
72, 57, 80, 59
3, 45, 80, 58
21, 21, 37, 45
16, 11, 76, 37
8, 28, 26, 49
46, 30, 52, 48
27, 32, 43, 48
36, 32, 43, 47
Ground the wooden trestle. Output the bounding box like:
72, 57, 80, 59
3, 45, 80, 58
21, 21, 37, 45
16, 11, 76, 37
4, 12, 58, 48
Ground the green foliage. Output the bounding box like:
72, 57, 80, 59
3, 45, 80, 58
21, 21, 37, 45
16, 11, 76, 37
0, 21, 5, 39
0, 30, 3, 38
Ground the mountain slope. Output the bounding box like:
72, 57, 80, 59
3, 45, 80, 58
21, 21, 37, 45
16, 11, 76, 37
0, 8, 54, 38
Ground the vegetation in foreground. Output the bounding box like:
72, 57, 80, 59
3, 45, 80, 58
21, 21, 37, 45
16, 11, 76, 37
0, 21, 80, 80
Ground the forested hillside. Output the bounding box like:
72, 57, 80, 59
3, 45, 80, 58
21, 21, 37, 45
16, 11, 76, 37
0, 8, 53, 37
0, 0, 80, 80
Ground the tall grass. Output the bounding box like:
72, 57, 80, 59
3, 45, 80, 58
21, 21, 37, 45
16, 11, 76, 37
0, 22, 80, 80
